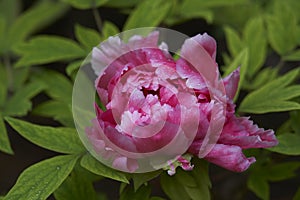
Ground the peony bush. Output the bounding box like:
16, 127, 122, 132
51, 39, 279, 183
1, 1, 300, 200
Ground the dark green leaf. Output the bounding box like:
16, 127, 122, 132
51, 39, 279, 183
0, 17, 6, 53
75, 24, 101, 51
120, 184, 151, 200
60, 0, 108, 9
4, 155, 79, 200
10, 67, 30, 91
161, 172, 189, 200
3, 81, 45, 116
239, 68, 300, 113
104, 0, 139, 8
54, 165, 99, 200
294, 187, 300, 200
132, 170, 162, 191
123, 0, 172, 31
283, 50, 300, 61
80, 153, 129, 183
268, 134, 300, 155
0, 64, 7, 106
247, 173, 269, 200
7, 1, 68, 50
33, 101, 73, 127
265, 162, 300, 181
14, 36, 86, 67
0, 114, 13, 154
0, 0, 20, 26
5, 117, 85, 154
181, 0, 247, 9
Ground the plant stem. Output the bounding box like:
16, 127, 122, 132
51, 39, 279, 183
92, 2, 102, 33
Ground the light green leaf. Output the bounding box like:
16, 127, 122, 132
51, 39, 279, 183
54, 166, 99, 200
4, 155, 79, 200
0, 114, 13, 154
268, 134, 300, 155
75, 24, 101, 51
132, 170, 162, 191
266, 2, 298, 55
283, 50, 300, 61
33, 70, 73, 104
5, 117, 85, 154
7, 1, 68, 50
123, 0, 172, 31
181, 0, 247, 9
3, 81, 45, 116
247, 173, 269, 200
60, 0, 108, 9
224, 26, 243, 57
33, 100, 73, 127
120, 185, 151, 200
239, 68, 300, 113
80, 153, 129, 183
102, 21, 119, 39
66, 60, 83, 77
243, 16, 266, 76
14, 36, 86, 67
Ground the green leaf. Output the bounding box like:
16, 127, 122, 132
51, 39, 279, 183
33, 70, 73, 104
181, 0, 247, 9
283, 50, 300, 61
0, 0, 20, 26
224, 26, 243, 57
7, 1, 68, 50
294, 187, 300, 200
80, 153, 129, 183
3, 81, 45, 116
132, 170, 162, 191
66, 60, 83, 77
14, 36, 86, 67
161, 159, 211, 200
266, 2, 298, 55
4, 155, 79, 200
120, 184, 151, 200
33, 100, 73, 127
123, 0, 172, 31
10, 67, 30, 91
239, 68, 300, 113
265, 162, 300, 181
0, 17, 7, 53
268, 134, 300, 155
102, 21, 119, 39
0, 64, 7, 106
60, 0, 108, 9
5, 117, 85, 154
104, 0, 139, 8
54, 165, 99, 200
247, 173, 269, 200
243, 16, 267, 77
0, 114, 13, 154
75, 24, 101, 51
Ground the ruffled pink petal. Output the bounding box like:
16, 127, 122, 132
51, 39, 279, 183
223, 68, 240, 100
189, 141, 256, 172
220, 116, 278, 149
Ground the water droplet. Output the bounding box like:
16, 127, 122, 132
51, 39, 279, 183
56, 166, 61, 170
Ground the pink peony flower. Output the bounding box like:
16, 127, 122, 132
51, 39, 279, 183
87, 31, 278, 173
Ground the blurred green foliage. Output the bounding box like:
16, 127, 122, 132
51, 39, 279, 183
1, 0, 300, 199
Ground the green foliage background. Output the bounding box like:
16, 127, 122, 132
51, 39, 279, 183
0, 0, 300, 199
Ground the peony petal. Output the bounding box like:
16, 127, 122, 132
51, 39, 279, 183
220, 116, 278, 149
189, 141, 256, 172
223, 68, 240, 100
112, 156, 139, 172
192, 33, 217, 60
